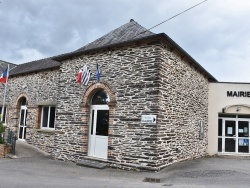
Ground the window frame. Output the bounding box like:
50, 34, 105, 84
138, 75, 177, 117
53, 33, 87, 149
40, 106, 56, 129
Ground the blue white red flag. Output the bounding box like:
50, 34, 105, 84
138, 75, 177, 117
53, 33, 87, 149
77, 65, 91, 86
96, 63, 101, 82
0, 67, 9, 84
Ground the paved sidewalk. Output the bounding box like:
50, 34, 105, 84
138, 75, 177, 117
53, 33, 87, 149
12, 140, 51, 158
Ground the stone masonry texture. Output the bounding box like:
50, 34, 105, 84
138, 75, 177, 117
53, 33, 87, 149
4, 69, 59, 153
0, 39, 209, 171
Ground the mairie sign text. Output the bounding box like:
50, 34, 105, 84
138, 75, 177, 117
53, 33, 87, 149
227, 91, 250, 97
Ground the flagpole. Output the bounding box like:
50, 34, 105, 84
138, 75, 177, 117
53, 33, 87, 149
1, 64, 9, 123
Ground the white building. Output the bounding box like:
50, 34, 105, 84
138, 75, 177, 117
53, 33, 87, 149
209, 82, 250, 156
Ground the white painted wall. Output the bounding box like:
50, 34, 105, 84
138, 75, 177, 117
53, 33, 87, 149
208, 82, 250, 155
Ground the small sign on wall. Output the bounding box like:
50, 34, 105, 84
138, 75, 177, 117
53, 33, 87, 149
141, 115, 157, 124
227, 127, 233, 135
199, 120, 205, 140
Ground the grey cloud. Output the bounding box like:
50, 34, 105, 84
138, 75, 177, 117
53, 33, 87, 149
1, 0, 250, 82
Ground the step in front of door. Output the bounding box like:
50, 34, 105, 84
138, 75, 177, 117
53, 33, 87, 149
76, 159, 108, 169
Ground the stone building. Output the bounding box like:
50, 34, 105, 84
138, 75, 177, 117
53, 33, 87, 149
1, 20, 217, 171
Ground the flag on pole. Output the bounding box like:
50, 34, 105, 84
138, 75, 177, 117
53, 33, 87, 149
77, 65, 91, 86
1, 65, 9, 123
0, 67, 9, 84
96, 63, 101, 82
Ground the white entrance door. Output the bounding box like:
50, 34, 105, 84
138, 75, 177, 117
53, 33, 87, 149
88, 105, 109, 159
18, 105, 27, 140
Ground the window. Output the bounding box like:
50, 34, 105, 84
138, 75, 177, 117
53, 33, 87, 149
41, 106, 56, 129
92, 90, 110, 105
0, 106, 7, 123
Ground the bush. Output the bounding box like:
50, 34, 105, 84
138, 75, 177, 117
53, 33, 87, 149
0, 119, 5, 144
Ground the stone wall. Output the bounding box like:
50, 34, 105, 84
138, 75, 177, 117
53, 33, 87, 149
157, 46, 209, 169
54, 42, 161, 167
4, 69, 59, 153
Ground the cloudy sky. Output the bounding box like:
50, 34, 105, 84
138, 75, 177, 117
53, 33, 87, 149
0, 0, 250, 82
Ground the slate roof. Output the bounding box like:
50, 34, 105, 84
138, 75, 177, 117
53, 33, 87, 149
0, 60, 17, 73
75, 19, 155, 53
53, 19, 156, 61
9, 58, 61, 76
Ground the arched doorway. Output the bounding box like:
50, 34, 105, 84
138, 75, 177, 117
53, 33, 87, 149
88, 89, 110, 159
18, 98, 28, 140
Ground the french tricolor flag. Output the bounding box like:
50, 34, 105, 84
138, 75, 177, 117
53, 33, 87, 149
0, 67, 9, 84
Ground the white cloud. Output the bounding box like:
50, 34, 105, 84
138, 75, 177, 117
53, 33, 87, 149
16, 48, 45, 64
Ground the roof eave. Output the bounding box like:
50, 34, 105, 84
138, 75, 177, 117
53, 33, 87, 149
0, 60, 17, 65
9, 65, 61, 77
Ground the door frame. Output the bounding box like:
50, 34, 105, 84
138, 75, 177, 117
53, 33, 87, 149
88, 104, 109, 159
218, 116, 250, 154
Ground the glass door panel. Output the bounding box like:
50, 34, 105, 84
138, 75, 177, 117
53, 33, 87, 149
238, 121, 249, 153
225, 138, 236, 152
224, 120, 236, 153
218, 138, 222, 152
20, 109, 25, 125
96, 110, 109, 136
238, 121, 249, 137
18, 106, 27, 140
19, 127, 23, 139
225, 120, 235, 137
90, 110, 94, 135
238, 138, 249, 153
218, 119, 222, 152
218, 119, 222, 136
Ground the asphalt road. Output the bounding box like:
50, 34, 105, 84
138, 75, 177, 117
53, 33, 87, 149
1, 156, 250, 188
1, 142, 250, 187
